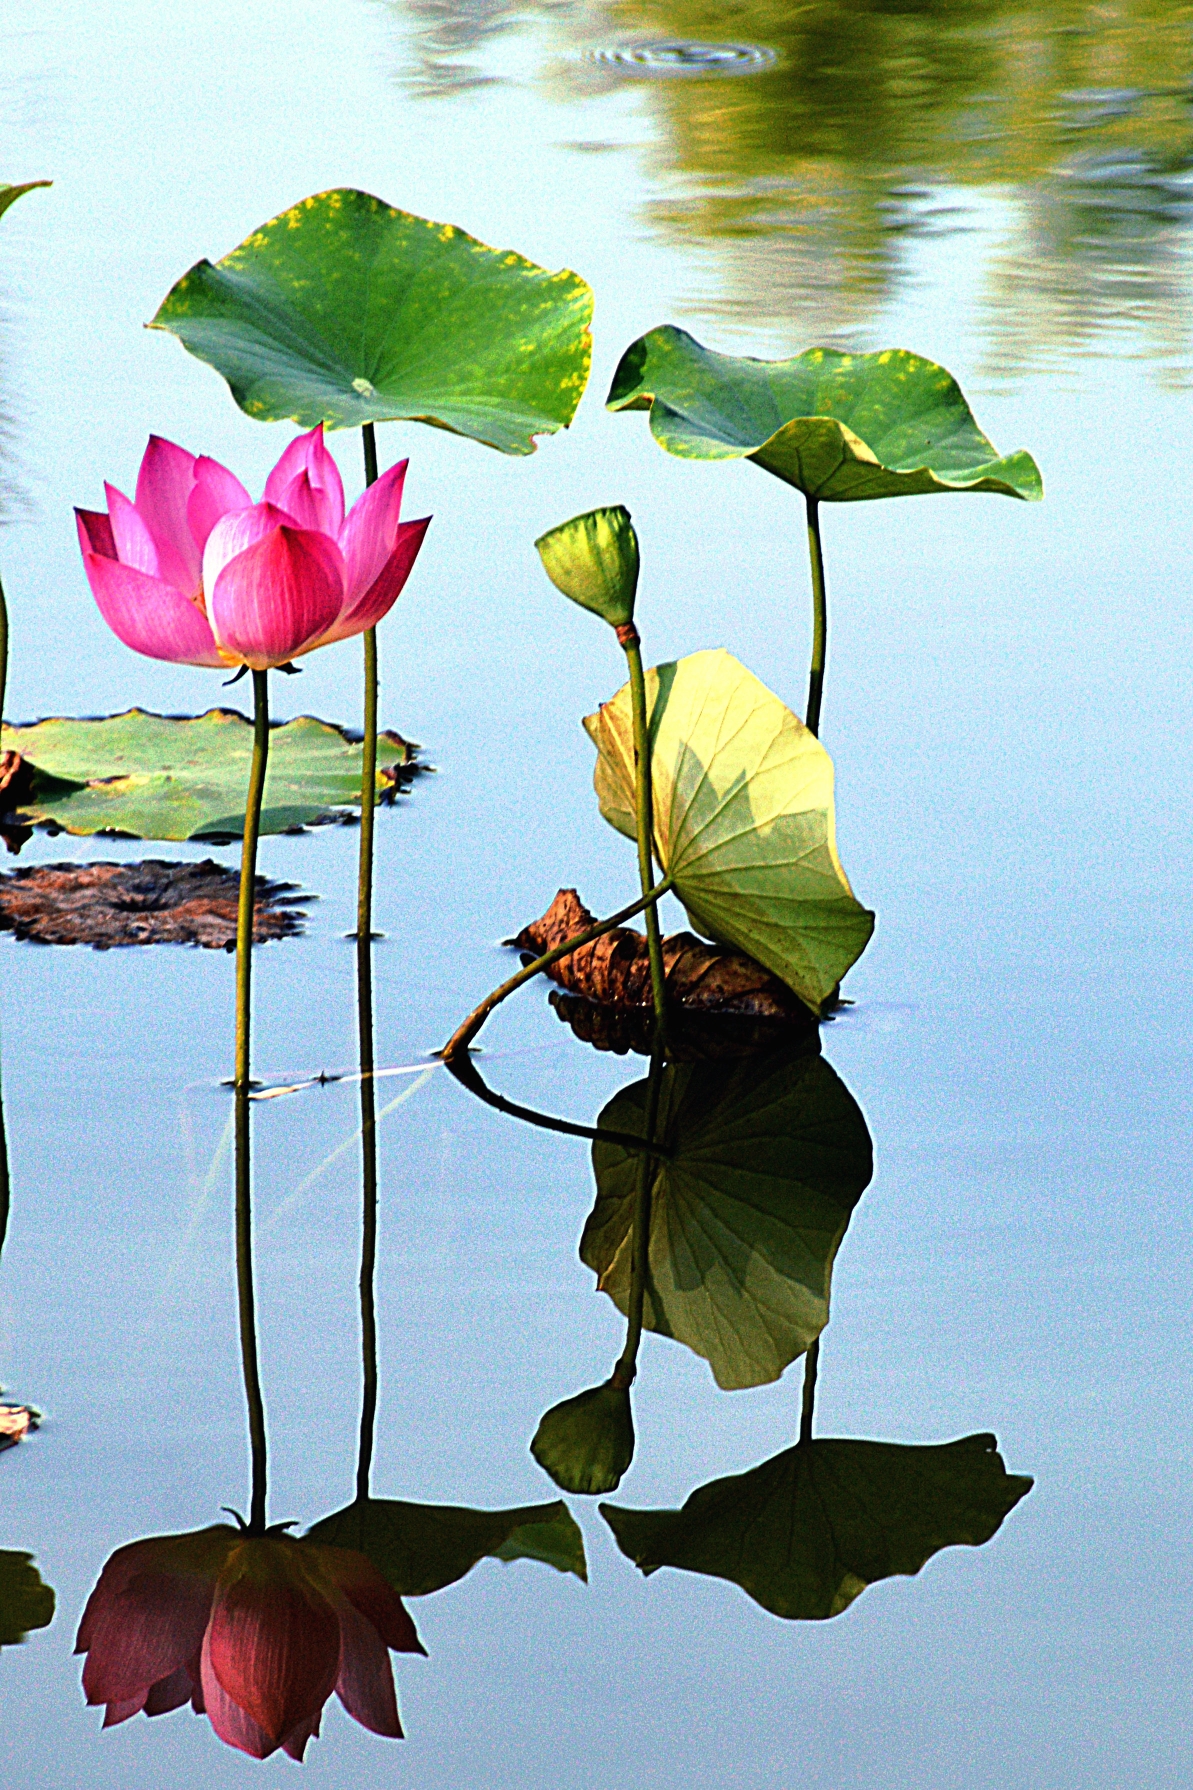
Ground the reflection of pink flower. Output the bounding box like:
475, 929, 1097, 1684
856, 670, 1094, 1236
76, 426, 430, 670
77, 1525, 425, 1761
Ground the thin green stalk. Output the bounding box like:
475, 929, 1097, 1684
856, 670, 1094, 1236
799, 1336, 820, 1446
0, 1035, 10, 1263
0, 570, 8, 745
439, 876, 673, 1063
355, 934, 378, 1503
804, 496, 827, 738
233, 668, 271, 1534
611, 1039, 666, 1389
357, 423, 380, 944
621, 632, 668, 1036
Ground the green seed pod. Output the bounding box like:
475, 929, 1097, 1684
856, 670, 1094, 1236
535, 505, 639, 631
530, 1379, 635, 1495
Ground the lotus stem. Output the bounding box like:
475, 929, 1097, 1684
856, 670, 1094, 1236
233, 668, 271, 1534
621, 633, 668, 1040
799, 1336, 819, 1446
357, 423, 380, 945
439, 876, 673, 1063
610, 1039, 665, 1389
0, 1032, 9, 1263
0, 570, 8, 740
804, 496, 827, 738
444, 1050, 670, 1158
355, 935, 379, 1504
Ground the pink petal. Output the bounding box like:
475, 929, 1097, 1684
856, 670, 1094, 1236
281, 1708, 322, 1762
201, 501, 296, 596
134, 435, 202, 596
338, 458, 408, 603
144, 1665, 195, 1717
105, 485, 160, 580
77, 1530, 233, 1654
315, 1545, 425, 1656
201, 1626, 278, 1760
323, 516, 430, 647
332, 1593, 403, 1739
75, 508, 116, 559
80, 1570, 214, 1706
102, 1690, 148, 1728
206, 1543, 340, 1747
79, 526, 225, 668
187, 457, 252, 558
264, 425, 344, 535
208, 526, 345, 669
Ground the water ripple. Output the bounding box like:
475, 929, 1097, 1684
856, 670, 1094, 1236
591, 39, 777, 78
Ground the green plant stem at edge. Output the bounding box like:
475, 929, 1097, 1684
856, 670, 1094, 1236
610, 1039, 666, 1390
804, 496, 827, 738
799, 1336, 820, 1446
0, 571, 8, 742
234, 667, 271, 1535
0, 1039, 9, 1262
439, 876, 674, 1063
621, 631, 668, 1039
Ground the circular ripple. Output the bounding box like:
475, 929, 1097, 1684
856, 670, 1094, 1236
592, 39, 777, 77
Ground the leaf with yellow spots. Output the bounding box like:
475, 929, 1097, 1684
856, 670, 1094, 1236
606, 327, 1041, 500
151, 189, 593, 454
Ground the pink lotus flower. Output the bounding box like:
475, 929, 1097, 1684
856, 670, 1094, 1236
77, 1525, 425, 1762
76, 427, 430, 670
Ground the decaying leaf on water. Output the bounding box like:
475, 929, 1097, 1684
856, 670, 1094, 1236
547, 989, 817, 1062
603, 1431, 1033, 1621
0, 1406, 37, 1452
0, 860, 308, 949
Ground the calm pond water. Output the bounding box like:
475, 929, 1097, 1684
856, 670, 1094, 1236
2, 1, 1192, 1784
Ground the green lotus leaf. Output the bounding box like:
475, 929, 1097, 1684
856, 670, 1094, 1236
583, 1050, 872, 1391
0, 181, 51, 225
306, 1496, 587, 1594
602, 1432, 1033, 1620
583, 648, 874, 1011
0, 709, 415, 842
536, 505, 639, 630
151, 189, 594, 454
607, 326, 1042, 502
0, 1549, 54, 1645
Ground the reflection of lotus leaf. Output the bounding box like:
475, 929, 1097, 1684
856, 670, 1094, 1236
608, 326, 1042, 502
584, 649, 873, 1011
603, 1432, 1032, 1619
0, 709, 415, 842
152, 189, 593, 453
0, 1549, 54, 1645
306, 1497, 586, 1594
583, 1050, 872, 1390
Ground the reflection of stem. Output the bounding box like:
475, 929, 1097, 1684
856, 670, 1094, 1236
355, 935, 378, 1503
0, 570, 8, 738
799, 1336, 819, 1446
621, 632, 668, 1041
804, 497, 827, 738
611, 1040, 665, 1390
440, 876, 674, 1063
444, 1050, 670, 1157
233, 668, 271, 1534
357, 423, 380, 945
0, 1029, 9, 1261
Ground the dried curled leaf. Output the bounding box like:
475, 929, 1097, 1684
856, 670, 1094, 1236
0, 860, 308, 949
515, 888, 815, 1022
0, 1407, 37, 1452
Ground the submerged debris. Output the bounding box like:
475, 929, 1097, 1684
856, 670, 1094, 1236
0, 860, 309, 949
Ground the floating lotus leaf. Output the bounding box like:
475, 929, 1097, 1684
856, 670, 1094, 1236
151, 189, 594, 453
0, 709, 414, 842
603, 1432, 1032, 1620
582, 1050, 872, 1390
583, 649, 874, 1011
0, 181, 51, 225
607, 326, 1042, 502
306, 1497, 586, 1594
0, 1549, 54, 1645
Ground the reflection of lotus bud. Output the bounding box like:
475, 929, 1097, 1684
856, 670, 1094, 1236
76, 1525, 424, 1761
531, 1380, 635, 1494
535, 506, 639, 631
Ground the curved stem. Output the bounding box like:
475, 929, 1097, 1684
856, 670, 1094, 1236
232, 669, 271, 1533
622, 635, 667, 1037
804, 496, 827, 738
611, 1039, 666, 1389
439, 877, 673, 1063
355, 935, 378, 1503
799, 1336, 820, 1446
444, 1050, 669, 1157
0, 570, 8, 741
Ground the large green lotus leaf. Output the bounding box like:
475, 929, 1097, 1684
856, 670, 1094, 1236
151, 189, 593, 453
583, 1051, 872, 1391
607, 326, 1042, 502
583, 649, 874, 1011
0, 1549, 54, 1645
0, 181, 51, 225
306, 1497, 586, 1594
0, 709, 414, 842
603, 1432, 1032, 1620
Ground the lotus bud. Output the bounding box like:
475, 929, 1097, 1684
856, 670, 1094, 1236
535, 505, 639, 633
530, 1378, 635, 1494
